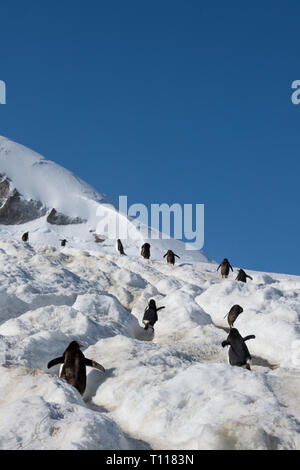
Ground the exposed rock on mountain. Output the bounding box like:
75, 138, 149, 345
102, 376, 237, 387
46, 208, 86, 225
0, 174, 46, 224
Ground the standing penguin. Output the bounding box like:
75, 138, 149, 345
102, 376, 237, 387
217, 258, 233, 278
224, 304, 244, 328
141, 243, 151, 260
60, 239, 67, 247
22, 232, 29, 242
236, 269, 253, 283
116, 239, 126, 255
142, 299, 165, 330
47, 341, 105, 395
222, 328, 255, 370
163, 250, 180, 265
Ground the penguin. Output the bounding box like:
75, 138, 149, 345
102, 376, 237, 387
222, 328, 255, 370
163, 250, 180, 265
236, 269, 253, 283
224, 304, 244, 328
22, 232, 29, 242
116, 239, 126, 255
217, 258, 233, 278
47, 341, 105, 395
142, 299, 165, 330
141, 243, 151, 260
60, 239, 67, 247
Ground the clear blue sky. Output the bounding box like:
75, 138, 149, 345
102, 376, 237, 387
0, 0, 299, 274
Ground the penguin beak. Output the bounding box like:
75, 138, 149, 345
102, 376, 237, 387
79, 344, 84, 349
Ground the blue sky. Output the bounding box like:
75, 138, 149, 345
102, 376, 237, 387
0, 0, 299, 274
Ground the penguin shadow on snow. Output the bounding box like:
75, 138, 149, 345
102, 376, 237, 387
132, 322, 155, 342
84, 367, 116, 403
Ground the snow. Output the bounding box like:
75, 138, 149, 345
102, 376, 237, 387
0, 239, 299, 450
0, 136, 209, 262
0, 136, 299, 450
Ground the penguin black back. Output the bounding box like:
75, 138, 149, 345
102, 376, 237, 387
47, 341, 105, 395
117, 239, 126, 255
61, 341, 86, 395
222, 328, 255, 369
217, 258, 233, 278
236, 269, 253, 283
22, 232, 29, 242
163, 250, 180, 265
141, 243, 151, 259
142, 299, 165, 329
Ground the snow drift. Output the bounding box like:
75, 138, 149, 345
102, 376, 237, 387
0, 239, 299, 450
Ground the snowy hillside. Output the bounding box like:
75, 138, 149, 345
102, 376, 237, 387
0, 239, 300, 450
0, 136, 209, 262
0, 136, 300, 450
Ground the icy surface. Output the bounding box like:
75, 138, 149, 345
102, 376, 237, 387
0, 239, 299, 450
0, 136, 299, 449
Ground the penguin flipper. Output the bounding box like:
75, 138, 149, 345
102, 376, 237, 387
243, 335, 255, 342
222, 341, 230, 348
47, 356, 64, 368
85, 358, 105, 373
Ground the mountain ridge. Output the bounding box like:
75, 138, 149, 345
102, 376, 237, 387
0, 136, 209, 262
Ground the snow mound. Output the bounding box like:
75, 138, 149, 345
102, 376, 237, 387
0, 239, 299, 449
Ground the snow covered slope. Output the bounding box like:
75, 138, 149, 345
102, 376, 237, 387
0, 136, 209, 262
0, 239, 300, 450
0, 136, 299, 450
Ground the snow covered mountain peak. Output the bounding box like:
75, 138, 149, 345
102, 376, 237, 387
0, 135, 110, 214
0, 136, 209, 262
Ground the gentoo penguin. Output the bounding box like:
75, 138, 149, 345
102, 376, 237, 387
141, 243, 151, 260
236, 269, 253, 283
224, 304, 244, 329
142, 299, 165, 330
116, 239, 126, 255
60, 239, 67, 247
222, 328, 255, 370
217, 258, 233, 278
22, 232, 29, 242
163, 250, 180, 265
47, 341, 105, 395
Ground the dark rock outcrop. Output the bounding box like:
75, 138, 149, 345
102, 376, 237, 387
46, 208, 86, 225
0, 174, 86, 226
0, 175, 47, 224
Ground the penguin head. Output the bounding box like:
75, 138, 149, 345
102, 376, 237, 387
229, 328, 241, 339
66, 341, 84, 351
148, 299, 156, 309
